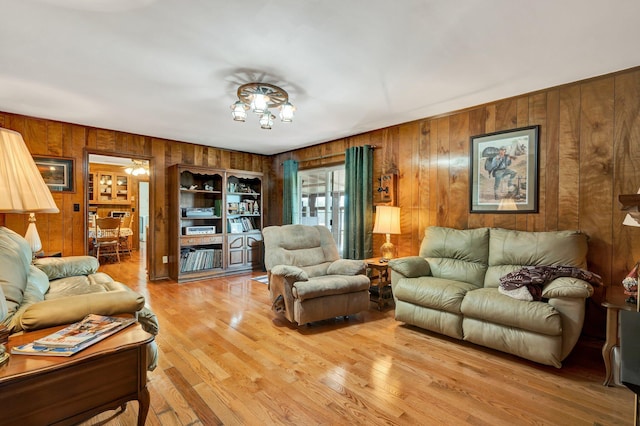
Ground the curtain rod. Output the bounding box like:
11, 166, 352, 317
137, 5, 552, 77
281, 145, 376, 165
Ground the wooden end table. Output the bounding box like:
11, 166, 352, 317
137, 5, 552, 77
365, 257, 394, 310
602, 286, 637, 386
0, 322, 153, 425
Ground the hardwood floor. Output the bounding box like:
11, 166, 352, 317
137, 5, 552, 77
82, 250, 633, 425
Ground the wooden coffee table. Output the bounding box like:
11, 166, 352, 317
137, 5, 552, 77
0, 322, 153, 426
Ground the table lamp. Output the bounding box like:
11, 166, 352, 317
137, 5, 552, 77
0, 127, 60, 256
372, 205, 401, 261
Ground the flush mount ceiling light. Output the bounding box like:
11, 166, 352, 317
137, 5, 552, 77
230, 82, 295, 129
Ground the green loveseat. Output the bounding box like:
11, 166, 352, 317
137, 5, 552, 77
0, 226, 158, 370
389, 226, 596, 368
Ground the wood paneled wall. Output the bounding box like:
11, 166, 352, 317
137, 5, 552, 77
1, 66, 639, 334
270, 67, 640, 336
0, 113, 269, 280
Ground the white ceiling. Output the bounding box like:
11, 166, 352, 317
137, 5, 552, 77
1, 1, 639, 156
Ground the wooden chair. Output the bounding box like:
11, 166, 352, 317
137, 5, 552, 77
94, 217, 121, 263
119, 213, 134, 257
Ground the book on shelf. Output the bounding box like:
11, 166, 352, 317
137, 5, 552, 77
180, 247, 223, 272
11, 314, 136, 357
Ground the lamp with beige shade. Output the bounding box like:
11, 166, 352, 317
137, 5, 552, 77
0, 127, 59, 256
372, 205, 401, 262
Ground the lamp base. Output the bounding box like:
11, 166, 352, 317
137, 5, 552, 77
380, 234, 396, 262
24, 213, 43, 257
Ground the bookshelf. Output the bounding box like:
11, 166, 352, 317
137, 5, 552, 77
226, 170, 263, 271
169, 165, 263, 282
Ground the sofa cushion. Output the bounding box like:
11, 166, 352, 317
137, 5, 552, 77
484, 228, 588, 288
460, 287, 562, 336
0, 227, 31, 316
28, 265, 50, 296
389, 256, 431, 278
292, 275, 370, 301
420, 226, 489, 286
394, 276, 477, 314
263, 225, 340, 271
34, 256, 99, 280
327, 259, 365, 276
0, 285, 7, 323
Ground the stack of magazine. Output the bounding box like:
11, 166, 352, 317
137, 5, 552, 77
11, 314, 136, 357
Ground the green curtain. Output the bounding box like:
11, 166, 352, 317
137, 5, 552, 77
343, 145, 373, 259
282, 159, 299, 224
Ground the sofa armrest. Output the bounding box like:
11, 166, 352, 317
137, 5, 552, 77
389, 256, 431, 278
270, 265, 309, 282
327, 259, 366, 276
19, 290, 145, 331
33, 256, 99, 280
542, 277, 594, 299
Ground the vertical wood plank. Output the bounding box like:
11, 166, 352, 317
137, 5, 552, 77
448, 113, 469, 230
467, 108, 487, 230
558, 85, 581, 230
545, 90, 560, 231
579, 77, 615, 285
613, 70, 640, 286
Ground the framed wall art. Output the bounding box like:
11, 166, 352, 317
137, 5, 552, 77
469, 125, 539, 213
33, 156, 75, 192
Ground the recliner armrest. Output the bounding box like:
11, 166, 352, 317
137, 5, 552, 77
542, 277, 594, 299
388, 256, 431, 278
327, 259, 365, 276
270, 265, 309, 282
19, 289, 145, 331
33, 256, 99, 280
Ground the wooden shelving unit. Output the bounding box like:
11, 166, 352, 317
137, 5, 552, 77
168, 165, 263, 282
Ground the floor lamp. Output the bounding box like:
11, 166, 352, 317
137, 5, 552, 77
0, 127, 59, 256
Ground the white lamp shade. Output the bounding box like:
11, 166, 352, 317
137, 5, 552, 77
624, 212, 640, 227
373, 206, 401, 235
0, 128, 59, 214
622, 187, 640, 227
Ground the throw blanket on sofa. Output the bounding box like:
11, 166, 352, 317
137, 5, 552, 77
499, 265, 603, 301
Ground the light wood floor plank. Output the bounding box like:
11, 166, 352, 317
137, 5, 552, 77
78, 251, 633, 425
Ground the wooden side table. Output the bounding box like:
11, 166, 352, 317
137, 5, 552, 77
0, 322, 153, 425
365, 258, 394, 310
602, 286, 637, 386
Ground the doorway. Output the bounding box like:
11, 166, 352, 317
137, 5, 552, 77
87, 153, 151, 269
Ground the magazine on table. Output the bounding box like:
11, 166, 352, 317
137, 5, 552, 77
11, 314, 136, 357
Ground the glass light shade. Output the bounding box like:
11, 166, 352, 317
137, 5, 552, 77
279, 102, 295, 122
231, 101, 248, 121
251, 94, 269, 114
259, 111, 274, 129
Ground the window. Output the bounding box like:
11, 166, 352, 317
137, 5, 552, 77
297, 166, 345, 254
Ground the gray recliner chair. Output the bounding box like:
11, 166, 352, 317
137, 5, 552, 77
262, 225, 370, 325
